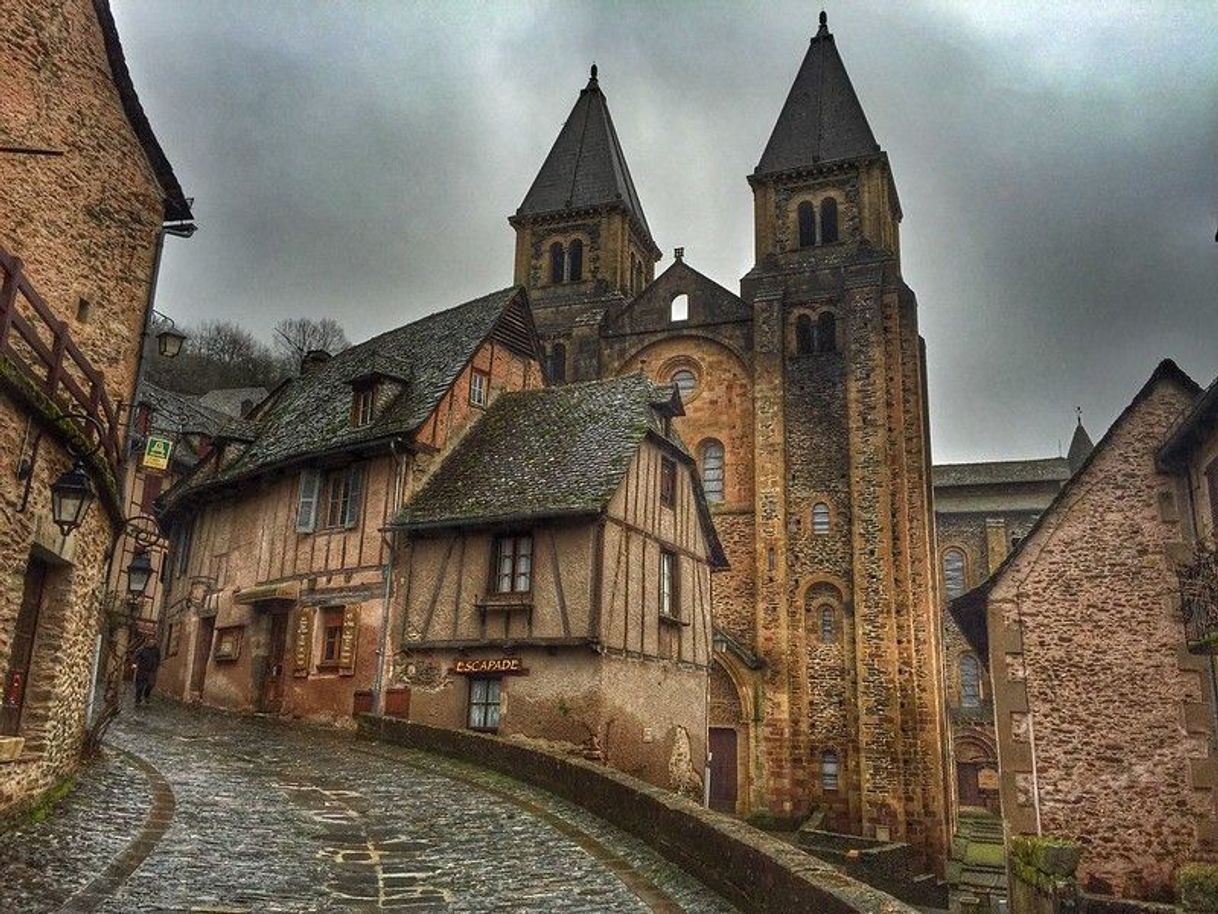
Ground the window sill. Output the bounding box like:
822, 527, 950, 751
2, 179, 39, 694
658, 613, 686, 627
478, 593, 532, 610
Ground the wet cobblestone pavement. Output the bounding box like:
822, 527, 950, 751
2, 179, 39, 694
0, 700, 739, 913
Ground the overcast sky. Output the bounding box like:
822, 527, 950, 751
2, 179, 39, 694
112, 1, 1218, 464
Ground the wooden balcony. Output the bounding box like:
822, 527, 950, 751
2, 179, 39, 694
0, 246, 125, 518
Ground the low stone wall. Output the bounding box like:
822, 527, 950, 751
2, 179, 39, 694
356, 714, 915, 914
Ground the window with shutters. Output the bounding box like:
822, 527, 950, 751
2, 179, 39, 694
296, 468, 322, 533
961, 654, 983, 708
319, 607, 344, 666
943, 548, 968, 600
700, 440, 725, 503
797, 201, 816, 248
659, 550, 679, 618
660, 457, 677, 507
467, 677, 502, 731
821, 750, 840, 791
470, 369, 489, 407
812, 503, 831, 535
323, 465, 364, 529
494, 535, 533, 594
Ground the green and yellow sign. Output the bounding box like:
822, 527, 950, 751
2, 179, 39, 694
142, 435, 174, 471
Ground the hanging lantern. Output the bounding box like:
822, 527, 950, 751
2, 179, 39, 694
49, 461, 95, 537
126, 549, 154, 597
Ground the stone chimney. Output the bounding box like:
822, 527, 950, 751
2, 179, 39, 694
300, 349, 331, 375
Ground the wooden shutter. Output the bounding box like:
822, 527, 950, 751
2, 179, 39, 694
296, 469, 321, 532
344, 466, 364, 529
338, 605, 359, 674
293, 608, 314, 677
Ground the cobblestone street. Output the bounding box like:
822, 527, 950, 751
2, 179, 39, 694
0, 701, 738, 913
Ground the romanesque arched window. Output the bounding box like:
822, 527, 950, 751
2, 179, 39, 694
812, 502, 831, 535
568, 239, 583, 282
943, 548, 967, 600
798, 201, 816, 248
820, 605, 835, 642
961, 654, 983, 708
549, 242, 565, 284
700, 439, 725, 504
820, 196, 839, 244
821, 750, 840, 790
671, 293, 689, 322
816, 311, 837, 354
550, 342, 567, 384
796, 314, 814, 355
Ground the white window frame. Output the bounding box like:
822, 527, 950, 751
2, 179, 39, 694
470, 369, 489, 407
296, 468, 322, 533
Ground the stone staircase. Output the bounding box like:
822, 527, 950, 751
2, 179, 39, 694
948, 809, 1008, 914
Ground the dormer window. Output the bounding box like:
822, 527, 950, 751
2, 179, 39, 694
470, 369, 489, 407
352, 383, 377, 427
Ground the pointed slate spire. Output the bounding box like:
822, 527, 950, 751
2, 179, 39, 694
754, 11, 881, 177
1067, 409, 1095, 473
516, 65, 656, 250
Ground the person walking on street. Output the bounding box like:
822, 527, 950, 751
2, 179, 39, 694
133, 640, 161, 706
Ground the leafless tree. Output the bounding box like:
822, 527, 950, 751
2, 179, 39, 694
272, 317, 350, 366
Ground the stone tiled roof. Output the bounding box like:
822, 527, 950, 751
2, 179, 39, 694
139, 383, 232, 438
393, 375, 727, 567
932, 458, 1072, 489
195, 387, 268, 418
514, 68, 656, 253
754, 13, 880, 177
188, 287, 527, 491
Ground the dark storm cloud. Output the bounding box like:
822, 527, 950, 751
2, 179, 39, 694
111, 1, 1218, 462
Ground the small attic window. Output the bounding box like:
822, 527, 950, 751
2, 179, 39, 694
670, 294, 689, 323
352, 383, 377, 427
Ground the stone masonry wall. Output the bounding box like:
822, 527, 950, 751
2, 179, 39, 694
989, 376, 1217, 900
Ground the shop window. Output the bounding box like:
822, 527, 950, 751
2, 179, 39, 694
568, 239, 583, 281
468, 677, 502, 731
961, 654, 983, 708
812, 502, 831, 535
943, 548, 967, 600
820, 196, 839, 243
660, 457, 676, 507
798, 201, 816, 248
821, 750, 840, 791
494, 534, 533, 593
700, 440, 725, 503
660, 550, 679, 618
470, 369, 489, 407
323, 464, 364, 529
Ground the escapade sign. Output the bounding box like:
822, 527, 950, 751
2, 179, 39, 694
450, 657, 526, 675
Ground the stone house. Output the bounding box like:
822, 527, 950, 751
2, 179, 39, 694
508, 13, 948, 863
932, 425, 1092, 816
952, 360, 1218, 902
391, 374, 726, 792
0, 0, 192, 812
155, 288, 544, 723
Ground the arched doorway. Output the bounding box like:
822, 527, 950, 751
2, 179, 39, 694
709, 658, 748, 813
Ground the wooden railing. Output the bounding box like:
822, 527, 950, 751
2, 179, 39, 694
0, 246, 122, 479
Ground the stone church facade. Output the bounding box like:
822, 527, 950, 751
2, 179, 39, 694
510, 14, 948, 863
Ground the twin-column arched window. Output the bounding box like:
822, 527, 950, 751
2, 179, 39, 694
549, 239, 584, 284
795, 312, 837, 355
796, 197, 840, 249
943, 548, 967, 600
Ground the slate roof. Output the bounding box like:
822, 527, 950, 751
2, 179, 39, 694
515, 67, 656, 253
1066, 420, 1095, 472
932, 458, 1072, 489
185, 287, 528, 492
392, 374, 727, 567
92, 1, 193, 221
139, 383, 232, 438
754, 12, 881, 177
196, 387, 268, 419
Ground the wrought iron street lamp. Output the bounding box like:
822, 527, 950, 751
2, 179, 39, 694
151, 311, 186, 359
126, 549, 154, 597
50, 460, 96, 536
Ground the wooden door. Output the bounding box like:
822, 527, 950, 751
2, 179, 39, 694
709, 727, 738, 813
190, 616, 215, 696
957, 762, 981, 808
1, 559, 48, 735
260, 612, 289, 713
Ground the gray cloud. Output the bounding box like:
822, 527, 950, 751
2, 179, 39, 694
112, 0, 1218, 463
